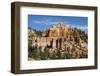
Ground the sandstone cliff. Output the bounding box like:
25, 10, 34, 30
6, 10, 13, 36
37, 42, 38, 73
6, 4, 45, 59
28, 23, 88, 60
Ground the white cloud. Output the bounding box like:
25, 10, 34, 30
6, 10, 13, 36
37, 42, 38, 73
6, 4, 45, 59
33, 20, 45, 24
77, 26, 88, 30
67, 24, 88, 31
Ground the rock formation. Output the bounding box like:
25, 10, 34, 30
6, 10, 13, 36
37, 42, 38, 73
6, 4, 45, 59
28, 23, 88, 60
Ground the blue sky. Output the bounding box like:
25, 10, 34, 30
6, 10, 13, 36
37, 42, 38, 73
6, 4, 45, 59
28, 15, 88, 32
